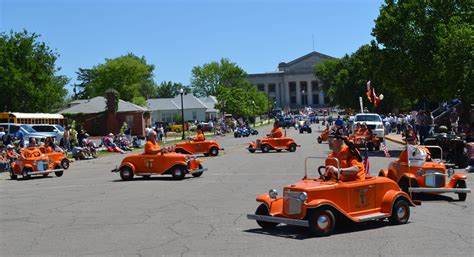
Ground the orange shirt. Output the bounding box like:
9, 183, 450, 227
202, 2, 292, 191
326, 145, 365, 182
399, 145, 431, 163
194, 132, 205, 142
270, 127, 283, 138
144, 140, 161, 154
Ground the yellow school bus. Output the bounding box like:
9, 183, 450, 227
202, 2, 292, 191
0, 112, 65, 125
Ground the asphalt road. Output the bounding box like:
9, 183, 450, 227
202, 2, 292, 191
1, 124, 473, 257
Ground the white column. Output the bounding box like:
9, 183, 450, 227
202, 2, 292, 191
307, 80, 313, 107
296, 82, 301, 105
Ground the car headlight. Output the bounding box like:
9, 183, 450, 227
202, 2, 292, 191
298, 192, 308, 202
377, 124, 383, 129
447, 168, 455, 177
417, 169, 423, 176
269, 189, 278, 199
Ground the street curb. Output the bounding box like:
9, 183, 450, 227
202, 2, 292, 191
385, 135, 405, 145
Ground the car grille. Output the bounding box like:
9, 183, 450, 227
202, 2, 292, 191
425, 170, 445, 188
36, 161, 48, 171
367, 125, 376, 130
283, 190, 303, 215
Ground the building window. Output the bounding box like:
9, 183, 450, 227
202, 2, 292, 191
289, 82, 296, 92
192, 111, 197, 120
290, 96, 297, 104
268, 83, 276, 93
126, 115, 134, 128
313, 94, 319, 105
311, 80, 319, 91
257, 84, 265, 91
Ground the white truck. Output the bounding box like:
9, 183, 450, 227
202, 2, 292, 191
353, 113, 385, 140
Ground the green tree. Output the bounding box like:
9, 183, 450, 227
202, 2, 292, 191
0, 30, 68, 112
215, 83, 270, 119
191, 58, 248, 97
156, 81, 191, 98
75, 53, 156, 106
372, 0, 473, 103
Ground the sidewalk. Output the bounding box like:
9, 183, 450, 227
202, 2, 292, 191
385, 133, 405, 145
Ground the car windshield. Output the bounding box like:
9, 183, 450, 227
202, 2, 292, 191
355, 115, 382, 122
54, 125, 65, 132
31, 125, 56, 132
20, 125, 37, 133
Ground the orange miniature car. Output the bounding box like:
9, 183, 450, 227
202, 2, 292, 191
46, 152, 70, 170
111, 149, 207, 181
247, 157, 416, 236
349, 134, 381, 151
10, 147, 64, 180
174, 139, 224, 156
248, 137, 300, 153
379, 146, 471, 201
317, 129, 329, 144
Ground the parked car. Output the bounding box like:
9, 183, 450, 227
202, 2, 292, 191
247, 157, 416, 236
28, 124, 64, 142
0, 123, 56, 146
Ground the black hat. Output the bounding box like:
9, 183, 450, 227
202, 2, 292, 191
328, 127, 344, 139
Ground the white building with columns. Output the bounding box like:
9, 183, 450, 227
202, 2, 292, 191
246, 51, 333, 110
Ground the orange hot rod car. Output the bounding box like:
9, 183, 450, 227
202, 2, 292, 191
111, 149, 207, 181
40, 149, 70, 170
379, 146, 471, 201
174, 140, 223, 156
349, 133, 381, 151
10, 147, 64, 180
248, 137, 300, 153
247, 157, 416, 236
317, 128, 330, 144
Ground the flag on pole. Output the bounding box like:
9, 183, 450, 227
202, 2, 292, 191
366, 81, 372, 103
381, 142, 390, 157
363, 144, 370, 175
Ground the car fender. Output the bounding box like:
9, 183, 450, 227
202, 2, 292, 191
447, 174, 468, 188
305, 199, 357, 222
175, 147, 191, 154
120, 162, 136, 173
249, 142, 256, 148
23, 164, 33, 169
380, 190, 416, 213
401, 172, 417, 184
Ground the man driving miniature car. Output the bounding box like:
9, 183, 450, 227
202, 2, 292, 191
325, 128, 366, 181
399, 128, 431, 163
144, 130, 162, 154
193, 125, 206, 142
267, 121, 283, 138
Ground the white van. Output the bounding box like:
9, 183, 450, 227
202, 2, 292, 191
353, 113, 385, 140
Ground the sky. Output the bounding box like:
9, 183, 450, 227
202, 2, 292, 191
1, 0, 384, 94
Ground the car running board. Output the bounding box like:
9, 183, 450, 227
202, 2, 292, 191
409, 187, 471, 193
247, 214, 309, 227
26, 169, 64, 175
356, 213, 389, 222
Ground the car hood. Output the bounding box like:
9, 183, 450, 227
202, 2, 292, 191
284, 179, 337, 192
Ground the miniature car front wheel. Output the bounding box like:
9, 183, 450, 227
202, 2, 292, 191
288, 143, 297, 152
308, 208, 335, 236
192, 164, 204, 178
209, 147, 219, 156
317, 137, 322, 144
22, 168, 32, 180
299, 129, 303, 134
389, 199, 410, 225
171, 166, 186, 180
248, 146, 256, 153
54, 165, 63, 177
308, 128, 312, 133
261, 144, 270, 153
455, 180, 467, 201
255, 204, 278, 229
120, 166, 134, 181
61, 158, 70, 169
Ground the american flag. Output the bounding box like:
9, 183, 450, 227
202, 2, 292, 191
363, 144, 370, 175
381, 142, 391, 157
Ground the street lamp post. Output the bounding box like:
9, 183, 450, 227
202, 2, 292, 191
301, 90, 305, 106
251, 100, 255, 127
179, 88, 185, 140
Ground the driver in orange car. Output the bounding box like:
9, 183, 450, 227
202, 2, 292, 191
144, 130, 162, 154
325, 128, 366, 182
193, 125, 206, 142
399, 128, 431, 163
267, 121, 283, 138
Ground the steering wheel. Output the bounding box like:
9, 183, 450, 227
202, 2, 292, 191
317, 165, 339, 181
